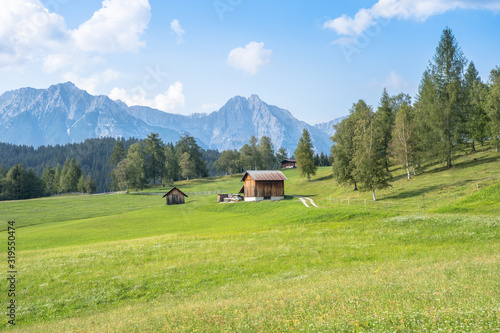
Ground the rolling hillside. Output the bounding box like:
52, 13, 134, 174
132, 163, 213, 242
1, 146, 499, 332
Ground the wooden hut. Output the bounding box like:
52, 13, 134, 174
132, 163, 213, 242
240, 170, 287, 202
162, 187, 188, 205
280, 159, 297, 169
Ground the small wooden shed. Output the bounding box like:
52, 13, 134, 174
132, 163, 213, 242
280, 159, 297, 169
240, 170, 288, 202
162, 187, 188, 205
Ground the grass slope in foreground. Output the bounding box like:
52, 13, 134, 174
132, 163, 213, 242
0, 148, 499, 332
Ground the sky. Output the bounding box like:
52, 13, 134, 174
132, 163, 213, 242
1, 0, 500, 124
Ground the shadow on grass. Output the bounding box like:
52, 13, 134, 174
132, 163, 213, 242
315, 174, 334, 182
382, 185, 441, 200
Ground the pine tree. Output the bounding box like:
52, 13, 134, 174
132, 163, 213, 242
487, 67, 500, 152
258, 136, 276, 169
428, 27, 468, 169
41, 165, 56, 195
164, 143, 180, 183
109, 140, 126, 168
375, 88, 395, 172
294, 129, 317, 180
331, 103, 359, 190
144, 133, 165, 185
352, 103, 390, 201
464, 62, 489, 152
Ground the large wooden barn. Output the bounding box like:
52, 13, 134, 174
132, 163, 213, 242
162, 187, 188, 205
240, 170, 288, 202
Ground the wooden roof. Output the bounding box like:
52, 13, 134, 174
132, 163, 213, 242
240, 170, 288, 182
280, 159, 297, 163
162, 187, 188, 198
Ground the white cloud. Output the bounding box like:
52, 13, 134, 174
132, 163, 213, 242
0, 0, 151, 76
0, 0, 153, 95
170, 19, 185, 44
366, 70, 412, 92
324, 0, 500, 36
0, 0, 68, 67
62, 69, 123, 94
109, 81, 185, 113
227, 41, 273, 76
72, 0, 151, 53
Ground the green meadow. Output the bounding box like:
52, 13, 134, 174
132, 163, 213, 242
1, 147, 499, 332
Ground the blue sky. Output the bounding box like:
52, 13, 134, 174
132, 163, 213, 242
1, 0, 500, 124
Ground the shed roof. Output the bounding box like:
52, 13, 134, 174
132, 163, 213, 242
162, 187, 188, 198
240, 170, 288, 182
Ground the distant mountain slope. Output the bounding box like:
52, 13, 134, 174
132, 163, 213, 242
314, 116, 348, 137
0, 82, 181, 147
0, 82, 342, 153
127, 94, 333, 153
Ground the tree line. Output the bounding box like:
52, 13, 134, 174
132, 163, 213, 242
331, 28, 500, 200
214, 133, 330, 177
109, 133, 211, 191
0, 158, 96, 200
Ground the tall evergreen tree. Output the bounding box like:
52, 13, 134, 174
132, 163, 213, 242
294, 129, 317, 180
375, 88, 394, 172
258, 136, 276, 169
428, 27, 468, 169
144, 133, 166, 185
487, 67, 500, 152
164, 143, 180, 183
60, 158, 82, 193
109, 140, 126, 168
464, 62, 489, 152
41, 165, 57, 195
352, 102, 390, 201
331, 103, 360, 190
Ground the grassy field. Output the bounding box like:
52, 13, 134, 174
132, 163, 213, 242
1, 146, 499, 332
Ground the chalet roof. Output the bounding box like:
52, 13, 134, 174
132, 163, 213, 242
162, 187, 188, 198
240, 170, 288, 182
280, 159, 297, 163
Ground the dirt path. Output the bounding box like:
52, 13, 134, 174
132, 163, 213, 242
293, 196, 318, 208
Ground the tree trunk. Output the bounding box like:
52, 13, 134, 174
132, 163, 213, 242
447, 151, 452, 170
354, 181, 358, 191
412, 163, 417, 176
471, 141, 476, 153
385, 159, 389, 173
404, 143, 410, 179
372, 189, 376, 201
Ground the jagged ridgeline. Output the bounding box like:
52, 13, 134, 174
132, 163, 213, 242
0, 82, 344, 154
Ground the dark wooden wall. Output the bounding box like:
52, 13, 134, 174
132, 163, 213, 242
165, 189, 186, 205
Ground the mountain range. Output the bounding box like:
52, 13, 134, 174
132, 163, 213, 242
0, 82, 344, 153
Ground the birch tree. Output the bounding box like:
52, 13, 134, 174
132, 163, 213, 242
391, 103, 417, 179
